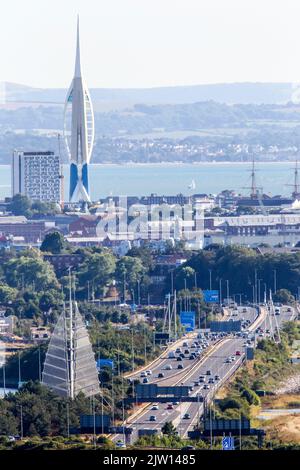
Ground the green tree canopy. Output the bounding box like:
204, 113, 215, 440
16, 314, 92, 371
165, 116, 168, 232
8, 194, 32, 217
40, 232, 67, 254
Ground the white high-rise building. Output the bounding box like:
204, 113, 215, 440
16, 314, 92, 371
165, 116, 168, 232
63, 17, 95, 203
12, 151, 61, 202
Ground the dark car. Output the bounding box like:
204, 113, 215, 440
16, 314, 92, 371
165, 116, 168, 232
177, 356, 183, 361
177, 364, 184, 369
158, 373, 164, 378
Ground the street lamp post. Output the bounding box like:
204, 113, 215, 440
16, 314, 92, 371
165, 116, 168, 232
209, 270, 212, 291
273, 269, 277, 294
258, 279, 262, 305
226, 280, 229, 304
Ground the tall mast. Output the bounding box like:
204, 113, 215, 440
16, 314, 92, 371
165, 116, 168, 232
250, 156, 257, 198
293, 160, 299, 198
69, 268, 74, 400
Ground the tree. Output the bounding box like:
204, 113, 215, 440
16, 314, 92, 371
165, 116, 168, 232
31, 201, 60, 216
78, 251, 116, 296
161, 421, 177, 437
8, 194, 32, 216
40, 232, 67, 254
0, 284, 18, 304
4, 256, 59, 292
175, 266, 195, 290
273, 289, 295, 304
115, 256, 145, 292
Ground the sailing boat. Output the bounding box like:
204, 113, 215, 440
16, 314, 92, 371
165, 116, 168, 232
42, 283, 99, 399
188, 179, 196, 190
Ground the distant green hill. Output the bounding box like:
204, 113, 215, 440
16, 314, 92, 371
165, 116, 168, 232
2, 81, 297, 109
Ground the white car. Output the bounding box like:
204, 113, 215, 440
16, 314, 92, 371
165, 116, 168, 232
151, 404, 159, 410
165, 364, 172, 370
146, 370, 152, 376
116, 440, 126, 448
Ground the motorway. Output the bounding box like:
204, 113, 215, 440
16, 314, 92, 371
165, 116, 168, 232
114, 304, 296, 444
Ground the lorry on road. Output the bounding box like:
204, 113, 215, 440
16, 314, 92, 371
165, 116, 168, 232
138, 429, 159, 437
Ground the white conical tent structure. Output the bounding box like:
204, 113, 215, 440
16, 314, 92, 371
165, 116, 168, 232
73, 303, 100, 397
42, 309, 70, 397
42, 302, 99, 398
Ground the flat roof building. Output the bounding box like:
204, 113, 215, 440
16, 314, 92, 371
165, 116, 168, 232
12, 151, 61, 203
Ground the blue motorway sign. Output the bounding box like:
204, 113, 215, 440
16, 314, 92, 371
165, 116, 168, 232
203, 290, 219, 303
180, 311, 196, 332
222, 436, 235, 450
97, 359, 114, 370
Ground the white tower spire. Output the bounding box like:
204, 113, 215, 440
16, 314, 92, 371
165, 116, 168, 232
63, 17, 95, 203
75, 16, 82, 78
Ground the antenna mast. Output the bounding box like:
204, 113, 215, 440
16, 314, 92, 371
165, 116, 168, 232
69, 268, 75, 400
58, 133, 65, 210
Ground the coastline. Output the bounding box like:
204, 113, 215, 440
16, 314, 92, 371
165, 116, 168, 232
0, 161, 297, 169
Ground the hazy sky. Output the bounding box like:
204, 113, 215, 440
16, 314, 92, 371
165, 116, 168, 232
2, 0, 300, 88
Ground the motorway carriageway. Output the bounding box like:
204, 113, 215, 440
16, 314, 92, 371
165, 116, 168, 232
114, 305, 295, 443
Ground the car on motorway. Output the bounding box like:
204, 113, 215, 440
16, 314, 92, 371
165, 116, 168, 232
165, 364, 172, 370
173, 401, 179, 405
143, 377, 149, 383
225, 358, 231, 363
194, 381, 200, 386
149, 415, 157, 422
208, 377, 215, 384
203, 384, 210, 390
140, 371, 147, 378
177, 364, 184, 369
116, 440, 126, 448
199, 375, 205, 382
183, 342, 189, 347
177, 356, 183, 361
287, 307, 292, 312
243, 307, 247, 313
184, 349, 190, 355
183, 413, 191, 419
158, 372, 164, 378
215, 374, 220, 381
206, 370, 211, 375
175, 348, 182, 354
168, 351, 176, 359
189, 355, 195, 360
146, 370, 152, 376
236, 350, 241, 356
152, 405, 159, 410
167, 404, 174, 410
